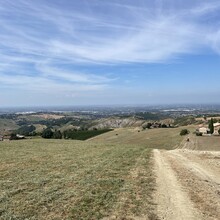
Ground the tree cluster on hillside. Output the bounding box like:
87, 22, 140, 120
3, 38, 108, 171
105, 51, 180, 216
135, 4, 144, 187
142, 122, 171, 130
63, 129, 112, 140
41, 128, 62, 139
135, 112, 164, 120
16, 125, 36, 136
174, 116, 196, 126
0, 114, 17, 120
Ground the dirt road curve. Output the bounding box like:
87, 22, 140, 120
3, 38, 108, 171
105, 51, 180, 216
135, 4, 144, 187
154, 149, 220, 220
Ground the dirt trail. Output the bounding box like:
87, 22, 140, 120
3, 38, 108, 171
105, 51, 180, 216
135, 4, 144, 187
154, 149, 220, 220
154, 149, 202, 220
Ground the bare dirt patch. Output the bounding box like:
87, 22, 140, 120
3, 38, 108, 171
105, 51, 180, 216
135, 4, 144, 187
154, 149, 202, 220
154, 149, 220, 220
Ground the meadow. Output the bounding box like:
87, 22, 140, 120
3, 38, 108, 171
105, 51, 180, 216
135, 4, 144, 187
0, 127, 185, 219
89, 127, 186, 149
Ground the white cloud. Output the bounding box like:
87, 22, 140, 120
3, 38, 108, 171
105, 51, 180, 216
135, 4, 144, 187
0, 0, 220, 98
37, 64, 116, 84
0, 73, 107, 93
1, 0, 220, 64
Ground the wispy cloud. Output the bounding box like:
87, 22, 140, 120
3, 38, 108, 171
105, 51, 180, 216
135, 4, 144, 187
0, 72, 107, 93
1, 0, 220, 100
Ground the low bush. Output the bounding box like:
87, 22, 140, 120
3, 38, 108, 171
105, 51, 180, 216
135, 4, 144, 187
180, 129, 189, 136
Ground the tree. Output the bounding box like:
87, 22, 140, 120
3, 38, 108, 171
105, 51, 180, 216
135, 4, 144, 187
53, 130, 62, 139
209, 118, 214, 134
180, 129, 189, 136
41, 128, 54, 139
10, 133, 18, 140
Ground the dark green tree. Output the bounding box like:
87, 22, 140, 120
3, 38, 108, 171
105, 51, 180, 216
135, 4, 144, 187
53, 130, 62, 139
41, 128, 54, 139
10, 133, 18, 140
209, 118, 214, 134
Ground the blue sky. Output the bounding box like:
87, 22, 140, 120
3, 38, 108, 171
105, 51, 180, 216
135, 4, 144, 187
1, 0, 220, 107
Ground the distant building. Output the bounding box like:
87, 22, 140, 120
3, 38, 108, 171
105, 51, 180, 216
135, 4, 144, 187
213, 123, 220, 135
16, 134, 25, 139
0, 135, 3, 141
198, 127, 210, 135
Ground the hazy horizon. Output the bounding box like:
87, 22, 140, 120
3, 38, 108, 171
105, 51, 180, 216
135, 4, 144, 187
1, 0, 220, 106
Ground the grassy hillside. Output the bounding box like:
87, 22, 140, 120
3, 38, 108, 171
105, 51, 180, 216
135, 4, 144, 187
0, 118, 18, 132
89, 127, 187, 150
0, 139, 157, 220
0, 126, 198, 219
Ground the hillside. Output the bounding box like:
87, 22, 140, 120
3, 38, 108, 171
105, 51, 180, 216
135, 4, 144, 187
1, 124, 220, 219
0, 139, 156, 219
89, 127, 185, 149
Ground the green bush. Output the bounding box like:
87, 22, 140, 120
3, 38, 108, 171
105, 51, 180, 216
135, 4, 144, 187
180, 129, 189, 136
196, 132, 202, 136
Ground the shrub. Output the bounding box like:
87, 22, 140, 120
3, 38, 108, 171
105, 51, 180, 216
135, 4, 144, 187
196, 132, 202, 136
180, 129, 189, 136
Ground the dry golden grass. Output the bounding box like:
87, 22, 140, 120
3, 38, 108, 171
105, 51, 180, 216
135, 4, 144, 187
89, 127, 186, 150
195, 136, 220, 151
0, 139, 157, 220
0, 126, 197, 219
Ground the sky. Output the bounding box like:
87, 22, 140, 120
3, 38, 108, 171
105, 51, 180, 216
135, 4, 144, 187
1, 0, 220, 107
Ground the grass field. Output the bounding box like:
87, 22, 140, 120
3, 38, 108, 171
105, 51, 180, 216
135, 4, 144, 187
194, 136, 220, 151
0, 127, 187, 219
89, 127, 187, 150
0, 139, 158, 220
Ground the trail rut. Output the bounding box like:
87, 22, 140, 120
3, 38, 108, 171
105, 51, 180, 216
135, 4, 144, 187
154, 149, 220, 220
